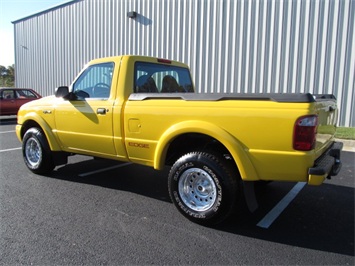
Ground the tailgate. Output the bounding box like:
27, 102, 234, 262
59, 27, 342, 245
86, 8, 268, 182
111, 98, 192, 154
314, 94, 338, 157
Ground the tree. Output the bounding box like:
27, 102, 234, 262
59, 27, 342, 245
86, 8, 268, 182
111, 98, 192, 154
0, 64, 15, 87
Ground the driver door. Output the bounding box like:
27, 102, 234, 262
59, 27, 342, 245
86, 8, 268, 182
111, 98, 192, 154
55, 62, 117, 156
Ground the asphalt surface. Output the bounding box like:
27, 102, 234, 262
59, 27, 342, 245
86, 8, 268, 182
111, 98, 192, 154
1, 117, 354, 265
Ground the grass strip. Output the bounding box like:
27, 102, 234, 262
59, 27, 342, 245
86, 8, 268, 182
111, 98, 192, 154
335, 127, 355, 140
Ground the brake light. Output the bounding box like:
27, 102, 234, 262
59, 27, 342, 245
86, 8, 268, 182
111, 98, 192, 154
157, 58, 172, 64
293, 115, 318, 151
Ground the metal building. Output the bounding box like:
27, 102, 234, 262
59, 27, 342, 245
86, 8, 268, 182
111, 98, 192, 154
13, 0, 355, 127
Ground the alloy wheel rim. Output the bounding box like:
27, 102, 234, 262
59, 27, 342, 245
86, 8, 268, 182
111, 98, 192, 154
178, 168, 217, 212
25, 137, 42, 167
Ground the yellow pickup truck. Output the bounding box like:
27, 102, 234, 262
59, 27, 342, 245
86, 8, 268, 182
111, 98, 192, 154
16, 55, 343, 224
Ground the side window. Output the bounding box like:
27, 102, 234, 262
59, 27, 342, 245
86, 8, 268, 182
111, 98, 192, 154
16, 90, 37, 99
1, 90, 14, 99
134, 62, 194, 93
73, 62, 114, 99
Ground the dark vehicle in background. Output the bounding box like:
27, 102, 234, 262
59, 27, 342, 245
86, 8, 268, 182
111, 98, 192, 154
0, 88, 41, 116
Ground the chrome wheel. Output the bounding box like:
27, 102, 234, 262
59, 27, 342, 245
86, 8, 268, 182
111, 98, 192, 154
25, 136, 42, 167
22, 127, 55, 174
169, 151, 239, 224
178, 168, 217, 212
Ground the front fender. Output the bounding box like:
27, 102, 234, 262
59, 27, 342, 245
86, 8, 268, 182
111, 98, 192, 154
154, 120, 259, 181
16, 112, 62, 151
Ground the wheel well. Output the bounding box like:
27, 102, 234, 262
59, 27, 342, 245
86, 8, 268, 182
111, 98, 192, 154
165, 133, 232, 166
20, 120, 41, 139
20, 120, 69, 166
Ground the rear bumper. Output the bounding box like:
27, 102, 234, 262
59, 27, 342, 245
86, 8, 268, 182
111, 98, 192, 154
308, 142, 343, 185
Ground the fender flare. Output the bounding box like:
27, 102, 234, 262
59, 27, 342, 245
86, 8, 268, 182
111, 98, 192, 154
153, 120, 259, 181
18, 112, 62, 151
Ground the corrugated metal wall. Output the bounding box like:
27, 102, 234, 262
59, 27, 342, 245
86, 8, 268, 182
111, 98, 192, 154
13, 0, 355, 126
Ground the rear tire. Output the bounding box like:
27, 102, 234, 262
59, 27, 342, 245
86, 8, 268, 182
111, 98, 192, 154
22, 128, 55, 175
168, 151, 239, 225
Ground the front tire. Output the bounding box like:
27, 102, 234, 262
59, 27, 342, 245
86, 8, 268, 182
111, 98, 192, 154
22, 128, 55, 175
168, 151, 240, 225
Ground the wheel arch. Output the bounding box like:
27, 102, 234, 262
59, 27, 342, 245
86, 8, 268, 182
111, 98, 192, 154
154, 120, 259, 181
17, 113, 61, 151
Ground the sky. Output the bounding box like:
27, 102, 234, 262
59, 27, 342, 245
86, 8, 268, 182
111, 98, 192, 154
0, 0, 65, 67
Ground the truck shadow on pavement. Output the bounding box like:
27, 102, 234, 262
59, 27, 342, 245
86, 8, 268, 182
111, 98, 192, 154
50, 156, 354, 257
0, 117, 17, 125
220, 182, 354, 257
51, 158, 172, 203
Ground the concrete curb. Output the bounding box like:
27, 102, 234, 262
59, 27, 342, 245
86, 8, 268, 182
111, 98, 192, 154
335, 138, 355, 153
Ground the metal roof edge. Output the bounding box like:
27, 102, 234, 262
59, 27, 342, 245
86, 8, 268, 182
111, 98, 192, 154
11, 0, 82, 24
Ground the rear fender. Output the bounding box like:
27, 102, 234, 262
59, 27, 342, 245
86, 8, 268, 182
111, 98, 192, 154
154, 120, 259, 181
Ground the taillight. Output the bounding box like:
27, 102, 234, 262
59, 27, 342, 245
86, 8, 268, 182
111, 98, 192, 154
293, 115, 318, 151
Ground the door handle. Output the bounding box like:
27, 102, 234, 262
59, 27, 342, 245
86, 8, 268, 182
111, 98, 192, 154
97, 108, 107, 114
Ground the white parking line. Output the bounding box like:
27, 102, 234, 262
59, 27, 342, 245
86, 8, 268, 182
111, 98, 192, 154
257, 182, 307, 229
0, 147, 21, 153
0, 130, 16, 134
78, 162, 133, 177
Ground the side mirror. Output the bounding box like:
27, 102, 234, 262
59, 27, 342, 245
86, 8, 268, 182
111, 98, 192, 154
55, 86, 69, 98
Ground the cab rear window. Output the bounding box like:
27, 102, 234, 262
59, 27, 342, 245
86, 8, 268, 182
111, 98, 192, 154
134, 62, 194, 93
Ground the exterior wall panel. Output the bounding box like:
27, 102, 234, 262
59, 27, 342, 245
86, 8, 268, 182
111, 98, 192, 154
13, 0, 355, 126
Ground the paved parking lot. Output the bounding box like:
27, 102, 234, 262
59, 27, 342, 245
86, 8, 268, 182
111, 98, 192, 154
1, 117, 354, 265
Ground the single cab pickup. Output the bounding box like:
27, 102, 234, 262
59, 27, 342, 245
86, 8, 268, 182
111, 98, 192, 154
16, 55, 343, 224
